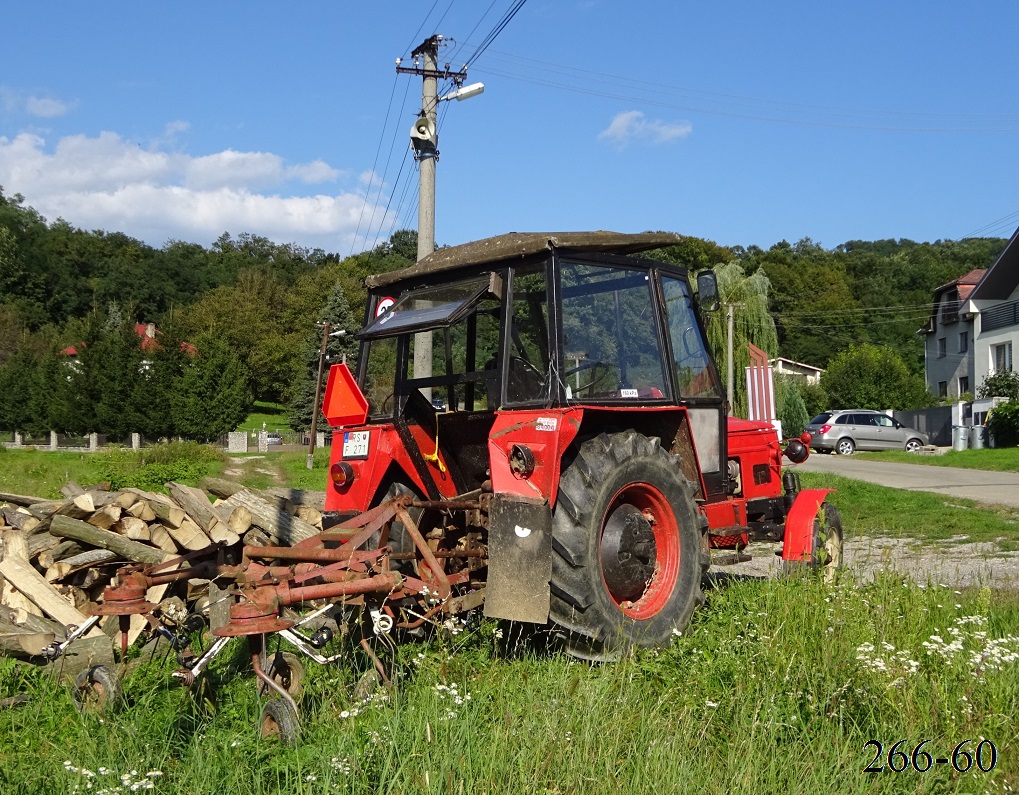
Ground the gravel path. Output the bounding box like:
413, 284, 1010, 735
714, 536, 1019, 589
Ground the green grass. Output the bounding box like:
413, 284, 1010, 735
238, 401, 290, 433
0, 444, 227, 498
1, 576, 1016, 794
798, 471, 1019, 547
863, 447, 1019, 472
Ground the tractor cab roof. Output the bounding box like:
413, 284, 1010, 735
365, 231, 684, 289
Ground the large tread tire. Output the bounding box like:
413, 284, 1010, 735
783, 502, 844, 582
73, 665, 123, 714
550, 431, 707, 660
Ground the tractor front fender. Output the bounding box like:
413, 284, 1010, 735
781, 489, 835, 563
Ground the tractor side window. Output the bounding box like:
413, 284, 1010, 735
662, 277, 719, 399
560, 262, 667, 401
363, 337, 399, 418
505, 267, 551, 405
400, 298, 502, 412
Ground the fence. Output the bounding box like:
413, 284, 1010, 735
2, 429, 329, 454
892, 405, 953, 447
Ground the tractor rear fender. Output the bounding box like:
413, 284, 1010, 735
483, 493, 553, 624
781, 488, 835, 562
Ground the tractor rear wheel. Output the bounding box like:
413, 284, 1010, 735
550, 431, 706, 660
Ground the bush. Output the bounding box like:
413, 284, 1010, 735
977, 370, 1019, 401
91, 442, 223, 492
986, 400, 1019, 448
775, 376, 809, 437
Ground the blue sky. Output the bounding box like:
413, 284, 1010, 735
3, 1, 1018, 256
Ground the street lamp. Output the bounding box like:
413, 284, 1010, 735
306, 325, 346, 470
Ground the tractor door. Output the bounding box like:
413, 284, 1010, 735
659, 275, 727, 500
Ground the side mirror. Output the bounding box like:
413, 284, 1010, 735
696, 270, 721, 312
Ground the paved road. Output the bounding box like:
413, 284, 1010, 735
793, 452, 1019, 508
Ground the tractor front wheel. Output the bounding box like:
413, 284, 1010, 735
550, 432, 706, 660
783, 502, 844, 582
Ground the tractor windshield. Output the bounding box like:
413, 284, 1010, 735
559, 261, 669, 402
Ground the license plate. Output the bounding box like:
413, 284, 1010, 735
342, 430, 370, 459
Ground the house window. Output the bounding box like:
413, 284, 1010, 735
937, 338, 947, 358
992, 342, 1013, 372
938, 381, 948, 398
959, 331, 968, 353
959, 376, 970, 395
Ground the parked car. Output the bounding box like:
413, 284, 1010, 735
266, 431, 282, 445
805, 410, 929, 455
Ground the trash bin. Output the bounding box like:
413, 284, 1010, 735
952, 425, 969, 452
970, 425, 987, 450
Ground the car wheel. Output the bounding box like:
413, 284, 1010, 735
904, 438, 923, 453
836, 437, 855, 455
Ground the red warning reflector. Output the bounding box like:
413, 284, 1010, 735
322, 363, 369, 428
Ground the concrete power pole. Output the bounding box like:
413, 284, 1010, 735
397, 36, 482, 399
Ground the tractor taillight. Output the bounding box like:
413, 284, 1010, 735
330, 461, 355, 489
819, 424, 832, 435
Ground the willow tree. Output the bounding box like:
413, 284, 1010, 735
702, 262, 778, 418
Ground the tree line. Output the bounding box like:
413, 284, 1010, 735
0, 187, 1009, 440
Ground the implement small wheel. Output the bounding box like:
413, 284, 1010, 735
73, 665, 123, 714
260, 698, 300, 745
259, 652, 305, 699
550, 431, 706, 660
783, 502, 844, 582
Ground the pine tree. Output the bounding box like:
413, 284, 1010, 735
288, 283, 359, 432
171, 334, 252, 441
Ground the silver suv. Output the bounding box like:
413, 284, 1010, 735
805, 410, 929, 455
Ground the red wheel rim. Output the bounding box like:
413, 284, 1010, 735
600, 483, 681, 620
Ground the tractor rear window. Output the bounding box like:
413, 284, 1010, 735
359, 278, 489, 338
559, 261, 668, 402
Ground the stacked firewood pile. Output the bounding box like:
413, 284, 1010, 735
0, 477, 324, 672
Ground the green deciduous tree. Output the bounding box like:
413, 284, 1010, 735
702, 262, 778, 418
821, 343, 934, 410
976, 370, 1019, 402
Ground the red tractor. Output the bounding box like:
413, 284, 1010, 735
320, 231, 842, 660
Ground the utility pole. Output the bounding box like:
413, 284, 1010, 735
306, 322, 331, 470
397, 37, 483, 400
724, 303, 743, 416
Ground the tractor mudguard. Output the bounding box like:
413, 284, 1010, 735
483, 493, 552, 624
781, 489, 834, 562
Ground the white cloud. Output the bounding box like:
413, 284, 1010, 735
0, 130, 391, 252
0, 88, 73, 118
25, 96, 71, 118
598, 110, 692, 146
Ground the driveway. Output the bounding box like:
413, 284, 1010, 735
792, 451, 1019, 508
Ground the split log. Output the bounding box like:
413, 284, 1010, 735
296, 506, 323, 529
161, 516, 212, 551
2, 507, 37, 531
148, 525, 177, 553
0, 492, 48, 508
242, 526, 271, 547
200, 476, 247, 499
146, 499, 186, 528
166, 482, 219, 534
37, 540, 85, 570
114, 491, 138, 510
87, 504, 122, 531
222, 490, 318, 546
60, 481, 86, 498
0, 611, 54, 657
46, 548, 118, 582
126, 500, 156, 522
207, 521, 240, 547
111, 516, 150, 542
1, 573, 45, 617
49, 515, 173, 565
0, 528, 95, 630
